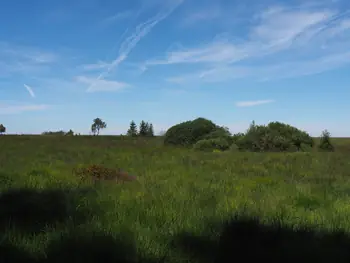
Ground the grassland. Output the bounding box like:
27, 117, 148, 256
1, 135, 350, 262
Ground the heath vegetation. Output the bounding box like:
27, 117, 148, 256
1, 117, 350, 262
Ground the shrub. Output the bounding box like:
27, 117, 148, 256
193, 138, 230, 152
232, 132, 244, 143
318, 130, 334, 152
73, 165, 137, 182
201, 126, 233, 145
164, 118, 217, 147
235, 121, 314, 152
229, 143, 239, 152
42, 130, 66, 136
65, 129, 74, 136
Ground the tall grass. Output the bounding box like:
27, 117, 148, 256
1, 135, 350, 262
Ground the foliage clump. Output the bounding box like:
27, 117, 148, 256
0, 124, 6, 135
201, 126, 233, 145
193, 138, 231, 152
235, 121, 314, 152
41, 129, 75, 136
73, 165, 136, 183
318, 130, 334, 152
164, 118, 218, 147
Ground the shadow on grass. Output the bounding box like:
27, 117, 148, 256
1, 230, 161, 263
0, 187, 161, 263
44, 230, 161, 263
0, 187, 98, 233
172, 214, 350, 263
0, 239, 37, 263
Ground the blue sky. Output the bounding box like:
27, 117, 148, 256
1, 0, 350, 136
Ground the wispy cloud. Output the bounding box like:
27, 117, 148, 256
0, 104, 49, 114
87, 0, 185, 91
76, 76, 130, 92
166, 51, 350, 83
145, 3, 350, 82
181, 7, 221, 26
0, 42, 59, 77
235, 100, 274, 107
81, 61, 112, 71
101, 10, 133, 25
146, 8, 333, 67
23, 84, 36, 98
0, 42, 58, 64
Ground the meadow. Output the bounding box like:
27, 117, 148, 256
1, 135, 350, 262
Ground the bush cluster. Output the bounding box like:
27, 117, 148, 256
163, 118, 331, 152
235, 122, 314, 152
164, 118, 218, 147
193, 138, 230, 152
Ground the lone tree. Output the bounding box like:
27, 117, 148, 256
0, 124, 6, 135
318, 129, 334, 152
127, 120, 138, 137
91, 118, 107, 136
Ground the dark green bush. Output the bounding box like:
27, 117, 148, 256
193, 138, 230, 152
232, 132, 244, 143
164, 118, 217, 147
236, 121, 314, 152
201, 126, 233, 145
229, 143, 239, 152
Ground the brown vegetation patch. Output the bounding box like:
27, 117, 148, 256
73, 165, 137, 183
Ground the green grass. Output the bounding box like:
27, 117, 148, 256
1, 135, 350, 262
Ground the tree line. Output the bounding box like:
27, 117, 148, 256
0, 118, 155, 137
90, 118, 154, 137
89, 118, 154, 137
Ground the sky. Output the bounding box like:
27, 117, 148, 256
0, 0, 350, 136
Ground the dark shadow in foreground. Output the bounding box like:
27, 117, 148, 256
0, 187, 97, 233
172, 214, 350, 263
1, 230, 161, 263
0, 187, 161, 263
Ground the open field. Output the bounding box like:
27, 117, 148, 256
1, 135, 350, 262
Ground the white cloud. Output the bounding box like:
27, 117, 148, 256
235, 100, 275, 107
88, 0, 184, 90
81, 61, 112, 71
76, 76, 130, 92
0, 42, 59, 77
145, 3, 350, 82
167, 50, 350, 83
102, 10, 133, 24
181, 8, 221, 26
0, 104, 49, 114
0, 42, 58, 64
251, 9, 332, 46
146, 8, 332, 67
23, 84, 36, 98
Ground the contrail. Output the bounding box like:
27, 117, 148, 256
88, 0, 184, 90
23, 84, 36, 98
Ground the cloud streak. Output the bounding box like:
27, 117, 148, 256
235, 100, 274, 107
101, 10, 133, 25
0, 104, 49, 114
23, 84, 35, 98
145, 3, 350, 82
76, 76, 130, 92
88, 0, 184, 91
